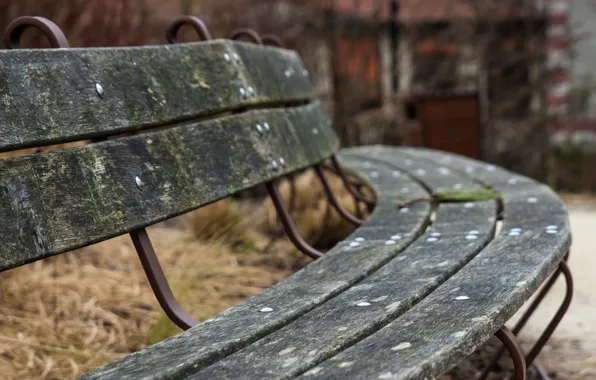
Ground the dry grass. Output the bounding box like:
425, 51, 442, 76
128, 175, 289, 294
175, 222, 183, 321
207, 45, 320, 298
0, 223, 305, 380
259, 170, 369, 248
0, 169, 367, 380
188, 198, 256, 250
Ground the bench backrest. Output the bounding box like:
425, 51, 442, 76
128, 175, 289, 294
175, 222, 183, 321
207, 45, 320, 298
0, 40, 339, 271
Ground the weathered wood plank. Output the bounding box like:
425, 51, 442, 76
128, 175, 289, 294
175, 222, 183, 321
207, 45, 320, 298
382, 146, 539, 189
80, 159, 431, 380
0, 40, 313, 151
191, 199, 496, 379
338, 150, 484, 193
0, 102, 335, 271
301, 147, 570, 380
82, 147, 569, 379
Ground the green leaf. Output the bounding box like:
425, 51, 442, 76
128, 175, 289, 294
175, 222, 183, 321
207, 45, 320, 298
434, 187, 502, 202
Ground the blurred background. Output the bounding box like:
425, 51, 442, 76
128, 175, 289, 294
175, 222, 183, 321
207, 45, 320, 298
4, 0, 594, 191
0, 1, 594, 379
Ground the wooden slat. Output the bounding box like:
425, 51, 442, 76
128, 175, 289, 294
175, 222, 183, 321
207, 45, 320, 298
301, 147, 570, 380
0, 40, 313, 151
397, 146, 540, 189
191, 155, 497, 379
0, 102, 336, 271
80, 159, 431, 380
339, 149, 483, 192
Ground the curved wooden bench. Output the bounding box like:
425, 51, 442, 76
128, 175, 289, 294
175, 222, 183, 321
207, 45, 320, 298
80, 158, 433, 380
0, 17, 571, 380
299, 147, 571, 379
84, 146, 570, 380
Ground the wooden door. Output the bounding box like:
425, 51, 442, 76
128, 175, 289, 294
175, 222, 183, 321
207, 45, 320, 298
419, 95, 481, 159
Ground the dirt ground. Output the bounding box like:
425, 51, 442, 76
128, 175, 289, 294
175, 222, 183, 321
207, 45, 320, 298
508, 196, 596, 379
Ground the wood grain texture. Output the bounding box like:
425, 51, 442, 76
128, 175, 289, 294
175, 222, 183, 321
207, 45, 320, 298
337, 149, 484, 193
80, 158, 431, 380
0, 102, 337, 271
301, 146, 571, 380
0, 40, 313, 151
81, 147, 569, 380
190, 156, 497, 379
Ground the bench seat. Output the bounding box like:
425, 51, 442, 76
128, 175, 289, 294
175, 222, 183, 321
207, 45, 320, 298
82, 146, 570, 380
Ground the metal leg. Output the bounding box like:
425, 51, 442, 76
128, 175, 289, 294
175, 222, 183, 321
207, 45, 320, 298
313, 164, 364, 226
526, 261, 573, 366
323, 164, 366, 218
354, 183, 373, 214
266, 181, 323, 260
329, 155, 376, 212
480, 257, 573, 379
263, 176, 296, 254
353, 193, 364, 219
310, 200, 332, 248
494, 326, 527, 380
339, 168, 364, 220
533, 361, 552, 380
130, 228, 199, 330
513, 255, 569, 337
289, 174, 298, 213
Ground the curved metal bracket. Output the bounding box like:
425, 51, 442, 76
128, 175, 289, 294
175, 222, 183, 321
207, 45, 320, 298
526, 260, 573, 366
313, 164, 364, 226
265, 181, 323, 260
329, 155, 376, 211
494, 326, 527, 380
165, 15, 212, 44
4, 16, 70, 49
130, 228, 199, 330
4, 16, 70, 155
229, 28, 263, 44
481, 256, 572, 379
261, 34, 284, 48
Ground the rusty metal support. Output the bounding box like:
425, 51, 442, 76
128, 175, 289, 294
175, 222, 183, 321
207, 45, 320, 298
229, 28, 263, 44
165, 15, 212, 43
288, 174, 298, 213
355, 184, 373, 213
329, 155, 376, 212
313, 164, 364, 226
323, 163, 367, 192
513, 252, 570, 337
481, 257, 573, 380
4, 16, 70, 154
261, 34, 284, 48
4, 16, 70, 49
323, 164, 366, 189
130, 228, 199, 330
263, 175, 297, 254
266, 181, 323, 260
322, 159, 368, 189
311, 200, 332, 248
352, 194, 364, 219
526, 261, 573, 366
494, 326, 527, 380
534, 361, 552, 380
